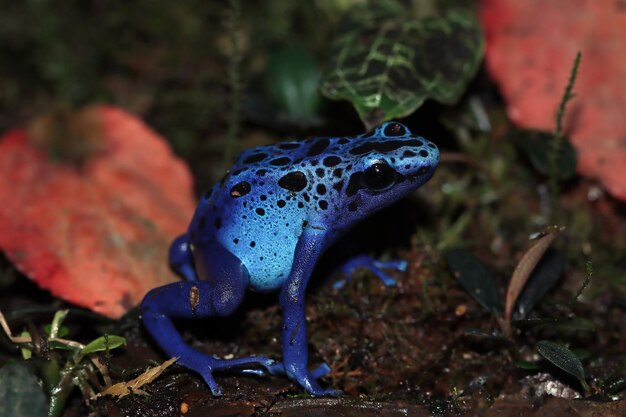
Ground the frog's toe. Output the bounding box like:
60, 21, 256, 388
311, 362, 332, 379
370, 269, 398, 286
198, 368, 223, 396
239, 368, 267, 376
284, 366, 340, 396
374, 259, 408, 272
214, 356, 277, 377
265, 362, 286, 375
333, 255, 406, 288
265, 362, 330, 379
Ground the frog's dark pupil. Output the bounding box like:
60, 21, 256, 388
362, 162, 396, 192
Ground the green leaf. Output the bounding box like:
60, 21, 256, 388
265, 44, 322, 127
80, 335, 125, 355
320, 4, 484, 129
513, 129, 577, 180
0, 363, 48, 417
445, 249, 502, 315
515, 248, 566, 318
536, 341, 588, 390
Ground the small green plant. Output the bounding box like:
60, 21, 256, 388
445, 226, 593, 395
549, 52, 582, 206
0, 309, 125, 417
513, 52, 582, 220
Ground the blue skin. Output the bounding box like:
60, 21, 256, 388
141, 121, 439, 396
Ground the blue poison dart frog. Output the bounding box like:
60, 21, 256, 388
141, 121, 439, 396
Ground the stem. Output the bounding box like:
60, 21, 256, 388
548, 52, 581, 213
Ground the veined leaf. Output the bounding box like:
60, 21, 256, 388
321, 4, 484, 129
446, 248, 501, 315
537, 340, 589, 392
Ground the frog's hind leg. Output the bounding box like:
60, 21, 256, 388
169, 234, 198, 281
141, 240, 275, 396
332, 255, 408, 289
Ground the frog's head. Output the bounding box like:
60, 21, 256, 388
339, 121, 439, 223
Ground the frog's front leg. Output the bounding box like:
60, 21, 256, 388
333, 255, 408, 289
169, 233, 198, 281
278, 227, 342, 396
141, 240, 275, 396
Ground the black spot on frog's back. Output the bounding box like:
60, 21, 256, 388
230, 181, 251, 198
307, 138, 330, 157
349, 139, 423, 156
243, 153, 268, 164
270, 157, 291, 166
278, 171, 307, 192
278, 142, 301, 150
323, 156, 342, 167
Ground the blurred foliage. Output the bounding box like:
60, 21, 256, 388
244, 45, 323, 128
0, 1, 336, 158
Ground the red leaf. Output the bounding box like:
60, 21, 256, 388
480, 0, 626, 201
0, 106, 195, 318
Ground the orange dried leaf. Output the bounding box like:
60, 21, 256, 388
480, 0, 626, 200
0, 106, 195, 318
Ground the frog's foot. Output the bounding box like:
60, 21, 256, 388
333, 255, 408, 289
285, 365, 343, 397
252, 361, 332, 379
182, 354, 277, 396
243, 362, 337, 395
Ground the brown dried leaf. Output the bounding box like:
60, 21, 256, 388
93, 357, 177, 399
504, 226, 563, 322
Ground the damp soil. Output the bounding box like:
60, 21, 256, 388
1, 193, 625, 417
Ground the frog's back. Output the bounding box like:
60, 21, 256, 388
188, 123, 439, 291
203, 137, 343, 291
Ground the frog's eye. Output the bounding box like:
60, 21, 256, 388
362, 162, 396, 192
